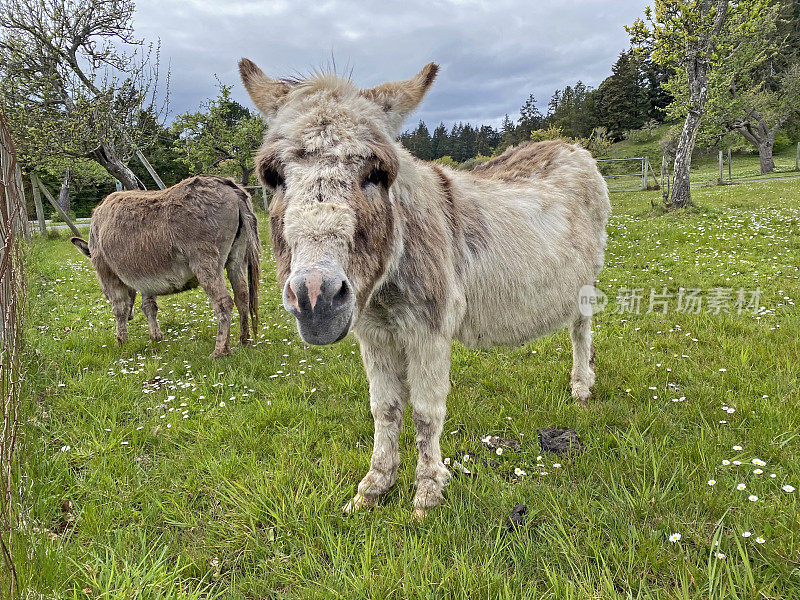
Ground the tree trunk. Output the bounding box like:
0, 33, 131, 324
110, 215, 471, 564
670, 110, 702, 208
669, 0, 728, 209
758, 139, 775, 174
734, 118, 777, 175
240, 165, 253, 187
92, 143, 145, 191
58, 168, 71, 214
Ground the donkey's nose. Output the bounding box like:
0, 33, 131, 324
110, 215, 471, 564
284, 268, 351, 319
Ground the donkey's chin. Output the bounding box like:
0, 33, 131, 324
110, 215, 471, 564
296, 311, 353, 345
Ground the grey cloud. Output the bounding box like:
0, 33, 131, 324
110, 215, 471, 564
133, 0, 649, 130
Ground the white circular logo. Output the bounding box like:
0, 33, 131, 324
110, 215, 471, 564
578, 285, 608, 317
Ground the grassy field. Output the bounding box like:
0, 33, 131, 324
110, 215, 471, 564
12, 179, 800, 598
598, 125, 799, 191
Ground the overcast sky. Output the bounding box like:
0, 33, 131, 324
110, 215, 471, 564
133, 0, 650, 131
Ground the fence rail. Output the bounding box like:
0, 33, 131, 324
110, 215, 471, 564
596, 156, 658, 192
0, 111, 26, 599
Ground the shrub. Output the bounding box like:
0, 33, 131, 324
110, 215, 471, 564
433, 156, 458, 168
457, 155, 492, 171
580, 127, 613, 157
51, 209, 77, 223
530, 126, 566, 143
773, 131, 791, 153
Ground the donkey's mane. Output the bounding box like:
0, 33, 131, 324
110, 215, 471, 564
278, 67, 356, 94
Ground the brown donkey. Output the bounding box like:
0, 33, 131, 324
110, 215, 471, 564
240, 59, 610, 516
71, 175, 261, 357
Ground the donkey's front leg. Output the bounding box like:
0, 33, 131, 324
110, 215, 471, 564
344, 339, 408, 513
407, 336, 452, 518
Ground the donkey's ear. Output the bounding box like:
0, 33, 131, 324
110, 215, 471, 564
361, 62, 439, 136
238, 58, 292, 121
71, 237, 90, 257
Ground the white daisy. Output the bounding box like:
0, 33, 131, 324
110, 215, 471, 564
756, 537, 765, 544
748, 495, 758, 502
782, 485, 795, 493
668, 533, 681, 542
708, 479, 716, 486
741, 531, 752, 538
736, 483, 746, 491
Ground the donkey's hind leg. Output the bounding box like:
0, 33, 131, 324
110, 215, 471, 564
569, 315, 595, 404
142, 295, 163, 342
109, 285, 136, 346
193, 256, 234, 358
128, 288, 137, 321
226, 262, 251, 346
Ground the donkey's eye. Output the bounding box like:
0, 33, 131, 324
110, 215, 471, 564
262, 167, 284, 189
362, 168, 388, 189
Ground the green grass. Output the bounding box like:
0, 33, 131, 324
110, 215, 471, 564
13, 179, 800, 598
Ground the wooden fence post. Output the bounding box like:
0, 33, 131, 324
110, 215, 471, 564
31, 175, 46, 235
262, 185, 268, 211
13, 164, 29, 240
718, 150, 724, 184
32, 174, 82, 237
135, 149, 165, 189
796, 142, 799, 171
728, 148, 732, 180
641, 158, 646, 190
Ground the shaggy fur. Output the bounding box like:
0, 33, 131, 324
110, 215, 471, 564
240, 59, 610, 515
71, 175, 261, 357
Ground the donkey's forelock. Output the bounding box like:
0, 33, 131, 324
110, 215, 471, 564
239, 58, 438, 138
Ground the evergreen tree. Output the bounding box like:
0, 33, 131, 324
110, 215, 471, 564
431, 122, 449, 159
517, 94, 544, 141
596, 50, 649, 138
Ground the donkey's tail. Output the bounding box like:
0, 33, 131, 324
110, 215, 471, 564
237, 190, 261, 334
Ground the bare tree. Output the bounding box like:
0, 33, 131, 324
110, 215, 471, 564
0, 0, 168, 190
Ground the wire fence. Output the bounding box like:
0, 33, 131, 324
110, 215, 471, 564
0, 111, 27, 599
596, 157, 658, 192
715, 144, 800, 183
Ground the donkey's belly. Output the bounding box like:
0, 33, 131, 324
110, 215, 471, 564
122, 265, 198, 296
455, 258, 591, 348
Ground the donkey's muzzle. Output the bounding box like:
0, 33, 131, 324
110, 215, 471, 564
283, 266, 353, 345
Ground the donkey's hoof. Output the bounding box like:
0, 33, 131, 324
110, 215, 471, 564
210, 347, 231, 359
150, 332, 164, 342
571, 386, 592, 405
116, 335, 128, 346
343, 494, 374, 515
412, 507, 430, 521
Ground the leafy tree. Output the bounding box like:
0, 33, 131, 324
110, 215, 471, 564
171, 84, 266, 186
702, 0, 800, 173
629, 0, 729, 208
0, 0, 167, 190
